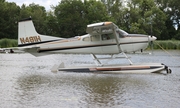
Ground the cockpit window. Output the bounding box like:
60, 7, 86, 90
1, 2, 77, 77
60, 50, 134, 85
101, 33, 114, 41
83, 35, 100, 41
83, 37, 90, 41
117, 29, 128, 38
91, 35, 100, 41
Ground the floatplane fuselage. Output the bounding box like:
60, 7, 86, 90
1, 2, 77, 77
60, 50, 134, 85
2, 18, 171, 74
18, 18, 156, 56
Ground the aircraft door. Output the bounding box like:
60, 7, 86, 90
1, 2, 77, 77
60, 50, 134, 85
90, 35, 103, 54
86, 22, 120, 54
101, 33, 118, 53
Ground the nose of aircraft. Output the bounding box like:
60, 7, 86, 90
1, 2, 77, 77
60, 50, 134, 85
148, 36, 157, 41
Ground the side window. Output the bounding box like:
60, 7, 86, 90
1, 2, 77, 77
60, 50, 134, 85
91, 35, 100, 41
101, 33, 114, 41
83, 37, 90, 41
118, 32, 124, 38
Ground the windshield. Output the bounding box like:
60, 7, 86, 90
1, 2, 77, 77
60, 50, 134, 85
119, 29, 128, 35
117, 29, 128, 38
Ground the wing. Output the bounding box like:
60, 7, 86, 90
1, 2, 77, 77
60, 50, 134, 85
86, 22, 121, 52
86, 22, 114, 35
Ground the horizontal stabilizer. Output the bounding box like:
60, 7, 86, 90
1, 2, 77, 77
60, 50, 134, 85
22, 47, 44, 57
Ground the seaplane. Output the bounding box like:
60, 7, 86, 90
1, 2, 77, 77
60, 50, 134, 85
1, 18, 171, 74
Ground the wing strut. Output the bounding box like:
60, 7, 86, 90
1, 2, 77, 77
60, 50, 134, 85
122, 52, 133, 65
111, 23, 133, 65
111, 24, 121, 52
91, 54, 102, 66
91, 53, 133, 66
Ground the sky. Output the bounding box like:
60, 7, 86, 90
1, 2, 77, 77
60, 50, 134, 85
6, 0, 60, 10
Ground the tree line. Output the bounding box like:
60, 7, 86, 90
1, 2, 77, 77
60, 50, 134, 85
0, 0, 180, 40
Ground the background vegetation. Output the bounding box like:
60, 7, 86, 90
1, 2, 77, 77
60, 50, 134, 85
153, 40, 180, 50
0, 0, 180, 45
0, 38, 17, 48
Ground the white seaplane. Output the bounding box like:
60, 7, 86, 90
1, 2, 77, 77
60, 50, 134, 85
1, 18, 171, 74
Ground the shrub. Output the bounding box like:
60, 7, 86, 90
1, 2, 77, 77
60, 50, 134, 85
0, 38, 18, 48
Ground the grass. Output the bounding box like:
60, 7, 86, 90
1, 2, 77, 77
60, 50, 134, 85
152, 40, 180, 50
0, 38, 18, 48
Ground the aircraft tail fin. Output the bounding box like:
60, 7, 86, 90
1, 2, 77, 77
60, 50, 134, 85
18, 18, 62, 47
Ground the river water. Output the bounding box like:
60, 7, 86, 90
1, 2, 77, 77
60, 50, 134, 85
0, 50, 180, 108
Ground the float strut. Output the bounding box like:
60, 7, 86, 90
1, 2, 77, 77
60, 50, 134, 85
122, 52, 133, 65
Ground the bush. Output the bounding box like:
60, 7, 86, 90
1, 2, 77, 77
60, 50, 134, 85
0, 38, 18, 48
153, 40, 180, 50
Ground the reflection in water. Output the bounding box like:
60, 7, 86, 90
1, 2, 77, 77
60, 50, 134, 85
17, 74, 51, 90
81, 75, 127, 107
16, 74, 52, 107
15, 73, 149, 107
80, 75, 149, 107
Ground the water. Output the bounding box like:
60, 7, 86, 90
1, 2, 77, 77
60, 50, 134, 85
0, 50, 180, 108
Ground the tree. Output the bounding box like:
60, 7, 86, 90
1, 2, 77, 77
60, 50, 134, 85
84, 0, 111, 24
121, 0, 142, 32
19, 3, 47, 35
54, 0, 86, 37
0, 0, 20, 39
101, 0, 123, 27
45, 11, 59, 36
54, 0, 110, 38
155, 0, 180, 40
118, 0, 167, 40
0, 0, 179, 40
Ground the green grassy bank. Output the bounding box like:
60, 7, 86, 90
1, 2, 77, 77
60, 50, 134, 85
0, 38, 180, 50
152, 40, 180, 50
0, 38, 18, 48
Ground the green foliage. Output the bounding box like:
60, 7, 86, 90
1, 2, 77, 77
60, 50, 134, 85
0, 38, 17, 48
121, 0, 167, 39
45, 11, 59, 36
0, 0, 180, 41
54, 0, 87, 37
153, 40, 180, 50
54, 0, 111, 37
0, 1, 20, 39
19, 3, 47, 35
